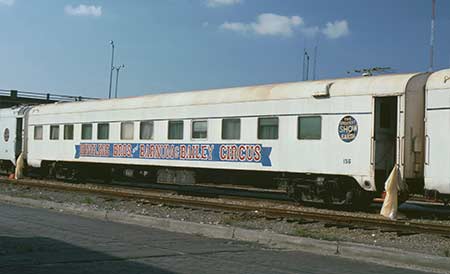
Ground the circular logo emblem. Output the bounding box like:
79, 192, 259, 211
338, 116, 358, 143
3, 128, 9, 142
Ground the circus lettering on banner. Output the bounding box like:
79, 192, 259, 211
74, 143, 272, 167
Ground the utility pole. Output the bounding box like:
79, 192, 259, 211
429, 0, 436, 72
306, 52, 310, 81
114, 64, 125, 98
302, 49, 310, 81
312, 45, 318, 80
108, 40, 115, 99
302, 49, 306, 80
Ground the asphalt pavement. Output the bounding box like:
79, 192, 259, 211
0, 202, 433, 274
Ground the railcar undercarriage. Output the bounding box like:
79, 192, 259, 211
276, 174, 373, 207
0, 160, 15, 174
27, 160, 375, 207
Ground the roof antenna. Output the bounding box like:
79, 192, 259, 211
347, 67, 392, 77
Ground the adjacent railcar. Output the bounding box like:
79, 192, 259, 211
0, 106, 29, 173
424, 70, 450, 202
21, 71, 432, 205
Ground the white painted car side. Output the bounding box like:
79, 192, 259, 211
424, 69, 450, 195
25, 72, 427, 193
0, 108, 18, 166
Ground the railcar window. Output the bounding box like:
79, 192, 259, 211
81, 124, 93, 140
64, 125, 74, 140
298, 116, 321, 140
140, 121, 154, 140
121, 122, 134, 140
34, 126, 43, 140
222, 118, 240, 140
168, 120, 183, 140
192, 121, 207, 139
97, 123, 109, 140
258, 117, 278, 139
50, 125, 60, 140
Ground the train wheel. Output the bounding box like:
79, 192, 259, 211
44, 162, 57, 179
286, 184, 303, 203
350, 188, 373, 209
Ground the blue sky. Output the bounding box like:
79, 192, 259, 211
0, 0, 449, 98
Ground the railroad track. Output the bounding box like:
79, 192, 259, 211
1, 177, 450, 237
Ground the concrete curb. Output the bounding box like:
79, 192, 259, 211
0, 194, 449, 274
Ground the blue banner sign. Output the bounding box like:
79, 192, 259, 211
75, 143, 272, 167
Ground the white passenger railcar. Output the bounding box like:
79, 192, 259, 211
20, 70, 433, 205
424, 70, 450, 201
0, 106, 29, 172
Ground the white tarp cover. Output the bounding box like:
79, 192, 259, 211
14, 153, 25, 180
380, 165, 401, 219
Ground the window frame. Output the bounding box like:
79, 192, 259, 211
168, 120, 184, 140
191, 120, 208, 140
221, 118, 241, 140
34, 125, 43, 140
63, 124, 74, 140
120, 121, 135, 140
257, 117, 279, 140
49, 125, 60, 140
97, 123, 110, 140
81, 123, 93, 140
297, 116, 322, 140
139, 120, 154, 140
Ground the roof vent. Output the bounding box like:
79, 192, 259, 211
312, 82, 333, 98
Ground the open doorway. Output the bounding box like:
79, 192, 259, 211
15, 118, 23, 159
374, 96, 398, 193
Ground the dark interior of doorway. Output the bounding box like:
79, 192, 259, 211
374, 96, 398, 193
15, 118, 22, 159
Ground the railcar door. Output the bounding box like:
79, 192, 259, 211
15, 118, 23, 158
373, 96, 399, 193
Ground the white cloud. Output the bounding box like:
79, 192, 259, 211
64, 4, 102, 17
0, 0, 14, 6
206, 0, 241, 7
220, 14, 350, 40
220, 13, 303, 37
322, 20, 350, 39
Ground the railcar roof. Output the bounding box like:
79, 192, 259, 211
30, 71, 424, 114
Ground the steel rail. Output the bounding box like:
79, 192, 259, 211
2, 178, 450, 237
